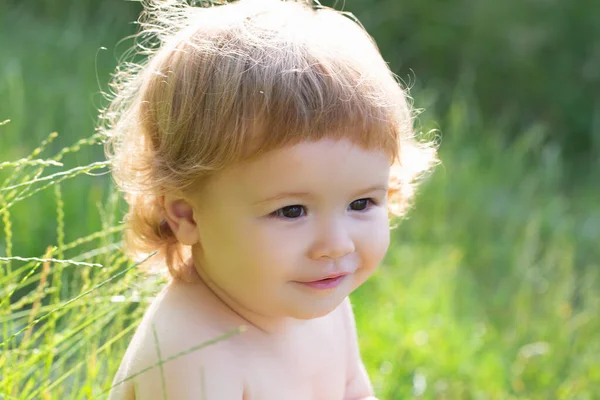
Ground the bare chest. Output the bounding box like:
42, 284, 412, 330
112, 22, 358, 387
239, 318, 348, 400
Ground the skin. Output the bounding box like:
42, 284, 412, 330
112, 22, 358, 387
109, 138, 390, 399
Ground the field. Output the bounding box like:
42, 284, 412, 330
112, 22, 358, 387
1, 1, 599, 399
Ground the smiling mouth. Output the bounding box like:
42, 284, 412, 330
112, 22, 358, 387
296, 274, 348, 290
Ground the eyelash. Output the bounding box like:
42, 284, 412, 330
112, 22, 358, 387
268, 198, 379, 220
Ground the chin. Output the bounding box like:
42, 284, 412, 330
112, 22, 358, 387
290, 297, 345, 320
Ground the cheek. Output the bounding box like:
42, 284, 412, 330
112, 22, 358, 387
378, 227, 391, 260
219, 219, 295, 273
361, 215, 391, 267
197, 214, 253, 270
247, 222, 302, 264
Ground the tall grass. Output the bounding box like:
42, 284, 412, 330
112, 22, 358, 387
0, 126, 137, 398
353, 90, 600, 398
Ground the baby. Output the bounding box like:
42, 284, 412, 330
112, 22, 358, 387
103, 0, 437, 398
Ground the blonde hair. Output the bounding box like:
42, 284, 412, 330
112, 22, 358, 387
101, 0, 438, 281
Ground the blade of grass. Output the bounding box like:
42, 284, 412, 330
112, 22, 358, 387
0, 252, 156, 349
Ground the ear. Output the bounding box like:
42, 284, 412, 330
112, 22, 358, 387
160, 194, 199, 246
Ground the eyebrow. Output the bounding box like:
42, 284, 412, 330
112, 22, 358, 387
253, 184, 389, 205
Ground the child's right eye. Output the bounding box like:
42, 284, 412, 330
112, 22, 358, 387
271, 205, 306, 219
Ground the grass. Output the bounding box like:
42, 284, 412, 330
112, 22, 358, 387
352, 92, 600, 398
1, 2, 599, 399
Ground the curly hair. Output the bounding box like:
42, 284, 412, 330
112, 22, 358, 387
100, 0, 438, 281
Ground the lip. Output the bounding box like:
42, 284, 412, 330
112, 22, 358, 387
296, 273, 348, 290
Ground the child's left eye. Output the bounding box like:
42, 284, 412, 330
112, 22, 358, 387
349, 198, 376, 211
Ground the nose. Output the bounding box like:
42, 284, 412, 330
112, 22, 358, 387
308, 218, 355, 260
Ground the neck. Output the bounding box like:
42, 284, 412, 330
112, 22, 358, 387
189, 260, 303, 336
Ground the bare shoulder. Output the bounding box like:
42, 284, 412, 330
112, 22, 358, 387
110, 281, 246, 400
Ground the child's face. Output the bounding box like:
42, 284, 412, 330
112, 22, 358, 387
189, 138, 391, 322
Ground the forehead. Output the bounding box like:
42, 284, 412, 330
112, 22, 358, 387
203, 139, 391, 200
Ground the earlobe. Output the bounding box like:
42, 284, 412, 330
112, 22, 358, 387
161, 194, 199, 246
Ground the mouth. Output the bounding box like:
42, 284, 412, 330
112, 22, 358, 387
296, 273, 349, 290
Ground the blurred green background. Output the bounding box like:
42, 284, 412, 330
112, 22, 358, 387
1, 0, 599, 398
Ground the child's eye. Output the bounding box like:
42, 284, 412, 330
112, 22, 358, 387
271, 205, 306, 219
349, 198, 376, 211
269, 199, 376, 219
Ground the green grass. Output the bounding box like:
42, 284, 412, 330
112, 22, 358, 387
352, 92, 600, 398
1, 2, 599, 399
